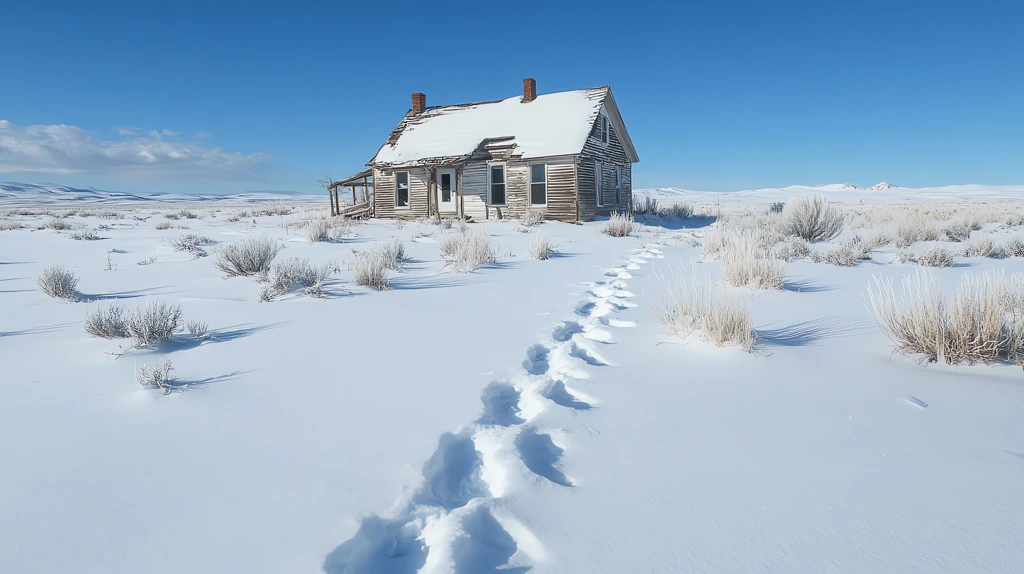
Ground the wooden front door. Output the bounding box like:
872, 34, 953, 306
436, 168, 457, 214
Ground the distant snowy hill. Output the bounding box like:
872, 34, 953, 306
0, 182, 323, 206
636, 183, 1024, 206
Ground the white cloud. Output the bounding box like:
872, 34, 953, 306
0, 120, 268, 180
115, 127, 138, 136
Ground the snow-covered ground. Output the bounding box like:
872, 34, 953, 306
639, 182, 1024, 206
2, 195, 1024, 573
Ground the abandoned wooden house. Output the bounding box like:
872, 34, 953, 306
335, 79, 638, 222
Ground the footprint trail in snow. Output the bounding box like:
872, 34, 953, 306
322, 243, 665, 574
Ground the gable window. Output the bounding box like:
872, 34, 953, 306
396, 171, 410, 208
489, 163, 506, 205
595, 161, 603, 207
601, 116, 609, 144
615, 165, 622, 205
530, 163, 547, 205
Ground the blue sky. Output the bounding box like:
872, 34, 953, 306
1, 0, 1021, 194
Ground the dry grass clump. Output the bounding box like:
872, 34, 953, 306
780, 195, 844, 241
171, 233, 215, 257
528, 232, 556, 260
45, 217, 70, 230
331, 217, 352, 239
960, 237, 1001, 258
859, 230, 892, 250
155, 221, 172, 230
867, 270, 1024, 365
69, 227, 99, 240
257, 257, 338, 301
441, 229, 497, 272
652, 269, 755, 352
36, 265, 80, 301
186, 319, 210, 340
215, 234, 281, 277
377, 237, 406, 270
601, 212, 640, 237
823, 239, 871, 267
658, 203, 694, 220
1005, 214, 1024, 227
518, 211, 544, 228
0, 219, 21, 231
352, 245, 393, 290
894, 216, 939, 247
771, 236, 811, 261
718, 228, 786, 289
916, 247, 955, 268
632, 196, 659, 216
306, 217, 329, 243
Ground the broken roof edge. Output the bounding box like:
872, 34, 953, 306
601, 88, 639, 163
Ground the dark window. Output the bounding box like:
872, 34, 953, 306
489, 164, 506, 205
440, 172, 452, 202
530, 164, 546, 205
595, 162, 603, 207
601, 116, 609, 144
396, 172, 409, 207
615, 165, 622, 205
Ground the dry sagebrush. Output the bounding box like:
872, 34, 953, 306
215, 234, 281, 277
601, 212, 640, 237
867, 270, 1024, 365
710, 228, 786, 289
306, 217, 329, 243
652, 269, 755, 352
36, 265, 81, 301
780, 195, 844, 242
351, 245, 392, 290
441, 229, 497, 272
528, 232, 556, 260
126, 298, 183, 347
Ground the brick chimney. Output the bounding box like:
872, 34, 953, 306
523, 78, 536, 103
411, 92, 426, 115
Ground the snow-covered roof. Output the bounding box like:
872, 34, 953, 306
368, 86, 636, 167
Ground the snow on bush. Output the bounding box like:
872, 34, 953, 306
441, 229, 497, 272
257, 257, 337, 301
944, 221, 972, 242
1003, 238, 1024, 258
45, 217, 69, 230
36, 265, 80, 301
718, 228, 785, 289
1005, 214, 1024, 227
171, 234, 214, 258
960, 236, 1001, 258
632, 196, 659, 216
768, 201, 785, 214
652, 269, 755, 352
893, 248, 917, 264
126, 298, 183, 348
916, 247, 955, 268
771, 236, 811, 261
780, 195, 844, 241
178, 210, 198, 220
528, 232, 555, 260
352, 247, 392, 290
823, 238, 871, 267
155, 221, 172, 230
867, 270, 1024, 365
136, 360, 178, 393
0, 219, 21, 231
215, 234, 281, 277
601, 212, 640, 237
306, 217, 329, 243
84, 304, 128, 338
518, 211, 543, 228
331, 217, 352, 239
164, 212, 180, 220
70, 227, 99, 241
895, 217, 940, 247
378, 237, 406, 270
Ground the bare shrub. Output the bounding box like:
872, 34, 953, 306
652, 269, 755, 352
917, 247, 955, 268
960, 236, 1001, 258
719, 229, 786, 289
528, 232, 556, 260
944, 221, 972, 242
171, 233, 214, 257
178, 210, 198, 219
258, 257, 338, 301
352, 248, 391, 290
824, 243, 858, 267
84, 304, 128, 338
70, 228, 99, 240
859, 230, 892, 250
1003, 238, 1024, 257
1005, 214, 1024, 227
768, 201, 785, 214
633, 196, 659, 216
215, 234, 281, 277
331, 217, 352, 239
518, 211, 544, 228
45, 217, 69, 230
867, 270, 1024, 365
126, 298, 183, 347
306, 217, 329, 243
658, 203, 694, 220
0, 219, 21, 231
36, 265, 80, 301
780, 195, 844, 241
136, 360, 178, 393
187, 319, 210, 339
893, 248, 917, 264
378, 237, 406, 270
442, 229, 497, 272
601, 212, 640, 237
155, 221, 172, 230
771, 236, 811, 261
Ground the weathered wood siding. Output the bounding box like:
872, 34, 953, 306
459, 156, 577, 222
373, 167, 430, 219
577, 106, 633, 221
